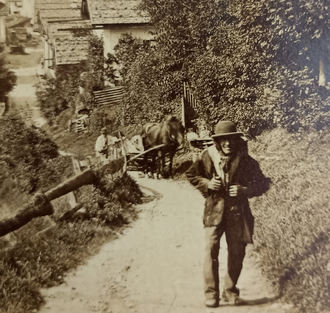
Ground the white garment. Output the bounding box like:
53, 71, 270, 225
187, 131, 198, 141
207, 145, 230, 185
95, 135, 118, 157
130, 135, 144, 152
122, 138, 141, 154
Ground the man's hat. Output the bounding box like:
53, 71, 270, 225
211, 121, 243, 138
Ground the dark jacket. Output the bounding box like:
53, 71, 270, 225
186, 145, 270, 242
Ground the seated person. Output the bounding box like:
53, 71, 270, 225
187, 127, 199, 141
95, 127, 118, 158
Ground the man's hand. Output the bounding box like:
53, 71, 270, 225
229, 185, 248, 197
208, 177, 222, 191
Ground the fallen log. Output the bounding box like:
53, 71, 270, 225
0, 193, 53, 237
0, 160, 124, 238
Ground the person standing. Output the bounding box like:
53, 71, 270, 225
185, 120, 270, 308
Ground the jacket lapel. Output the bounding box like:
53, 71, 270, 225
228, 154, 240, 185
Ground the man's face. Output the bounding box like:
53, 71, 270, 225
215, 136, 239, 155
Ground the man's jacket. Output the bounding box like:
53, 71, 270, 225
186, 144, 270, 242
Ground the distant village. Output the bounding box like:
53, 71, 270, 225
0, 0, 153, 77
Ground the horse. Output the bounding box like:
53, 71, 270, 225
141, 115, 185, 179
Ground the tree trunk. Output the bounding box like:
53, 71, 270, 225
0, 169, 97, 238
0, 193, 53, 237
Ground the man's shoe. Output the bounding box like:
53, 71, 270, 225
205, 299, 219, 308
222, 288, 240, 304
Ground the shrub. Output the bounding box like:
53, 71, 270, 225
79, 173, 143, 225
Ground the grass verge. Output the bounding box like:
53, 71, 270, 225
0, 173, 143, 313
249, 128, 330, 312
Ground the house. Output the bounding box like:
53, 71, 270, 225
84, 0, 153, 55
35, 0, 90, 76
0, 0, 7, 44
6, 0, 34, 21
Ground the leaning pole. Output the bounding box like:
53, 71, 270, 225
0, 155, 126, 238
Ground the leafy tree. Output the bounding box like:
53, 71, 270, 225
0, 114, 60, 193
0, 53, 16, 101
116, 0, 330, 136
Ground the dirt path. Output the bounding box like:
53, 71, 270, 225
39, 172, 291, 313
8, 46, 47, 127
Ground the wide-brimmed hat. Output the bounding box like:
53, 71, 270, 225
211, 121, 243, 138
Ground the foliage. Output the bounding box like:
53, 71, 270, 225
249, 127, 330, 312
0, 53, 17, 100
36, 64, 83, 125
0, 114, 66, 193
114, 34, 183, 125
89, 106, 119, 134
79, 173, 143, 225
115, 0, 330, 136
0, 173, 143, 313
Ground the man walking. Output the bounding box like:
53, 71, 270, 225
186, 120, 270, 308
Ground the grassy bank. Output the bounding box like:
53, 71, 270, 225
0, 173, 143, 313
249, 128, 330, 312
0, 114, 144, 313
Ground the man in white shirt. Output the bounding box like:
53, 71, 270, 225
95, 127, 118, 158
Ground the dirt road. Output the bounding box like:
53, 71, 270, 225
8, 46, 47, 127
39, 172, 291, 313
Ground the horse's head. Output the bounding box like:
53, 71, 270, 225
165, 115, 185, 146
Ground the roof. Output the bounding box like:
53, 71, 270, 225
34, 0, 82, 31
93, 86, 124, 107
39, 9, 81, 20
87, 0, 150, 25
47, 19, 92, 37
6, 16, 32, 28
54, 36, 89, 65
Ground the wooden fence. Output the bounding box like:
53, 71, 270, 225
182, 82, 198, 130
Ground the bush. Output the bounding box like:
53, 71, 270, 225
0, 114, 64, 193
79, 173, 143, 225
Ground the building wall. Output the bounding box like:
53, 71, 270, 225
0, 16, 5, 42
8, 0, 35, 20
43, 38, 54, 77
103, 25, 153, 56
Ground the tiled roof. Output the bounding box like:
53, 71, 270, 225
34, 0, 82, 30
54, 36, 89, 65
87, 0, 150, 25
39, 9, 81, 20
47, 19, 92, 36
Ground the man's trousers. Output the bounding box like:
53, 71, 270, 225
203, 211, 247, 301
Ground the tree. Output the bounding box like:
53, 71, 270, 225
115, 0, 330, 136
0, 53, 16, 101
